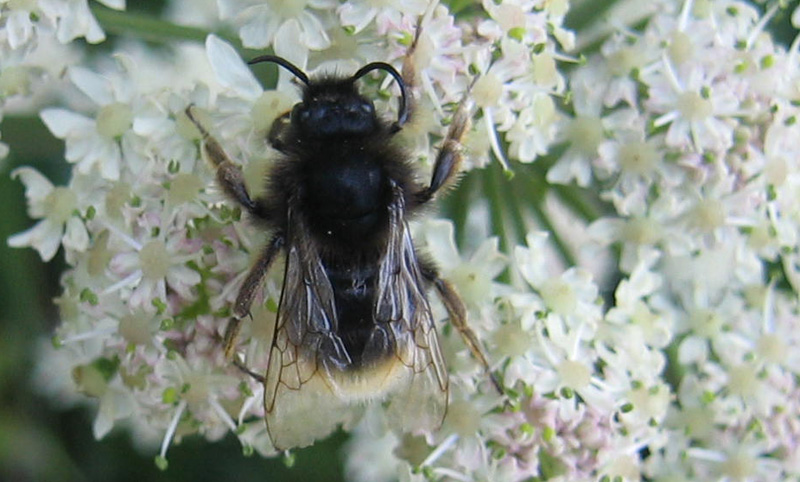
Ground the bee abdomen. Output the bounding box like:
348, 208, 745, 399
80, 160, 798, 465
324, 267, 394, 369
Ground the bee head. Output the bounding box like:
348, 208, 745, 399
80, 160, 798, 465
293, 79, 378, 138
248, 56, 409, 139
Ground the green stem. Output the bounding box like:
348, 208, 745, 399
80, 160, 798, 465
89, 4, 261, 58
445, 171, 475, 250
91, 4, 214, 45
484, 163, 510, 257
551, 183, 604, 224
523, 175, 578, 268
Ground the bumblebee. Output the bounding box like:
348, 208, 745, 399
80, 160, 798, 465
185, 32, 498, 450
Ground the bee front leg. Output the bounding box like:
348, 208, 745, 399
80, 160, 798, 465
223, 233, 284, 359
420, 262, 504, 394
418, 93, 471, 204
185, 105, 266, 219
267, 111, 292, 153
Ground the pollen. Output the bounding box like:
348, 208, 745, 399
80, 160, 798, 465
668, 31, 693, 65
720, 450, 757, 480
44, 187, 78, 224
607, 47, 644, 77
726, 364, 758, 398
119, 312, 154, 346
687, 199, 725, 232
96, 102, 133, 139
620, 217, 661, 245
473, 73, 503, 108
139, 240, 170, 280
756, 334, 787, 364
557, 360, 591, 390
619, 141, 659, 175
677, 91, 712, 122
168, 173, 203, 206
0, 65, 30, 96
566, 116, 603, 157
533, 54, 559, 88
444, 399, 482, 436
492, 322, 533, 358
540, 278, 577, 316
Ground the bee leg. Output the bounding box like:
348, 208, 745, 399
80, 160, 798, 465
420, 262, 504, 394
223, 233, 285, 359
267, 111, 292, 153
232, 357, 266, 384
184, 105, 267, 220
416, 92, 471, 205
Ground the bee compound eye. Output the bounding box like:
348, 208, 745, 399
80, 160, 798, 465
293, 105, 310, 123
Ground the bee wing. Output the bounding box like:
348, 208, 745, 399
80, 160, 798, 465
374, 182, 449, 432
262, 207, 359, 450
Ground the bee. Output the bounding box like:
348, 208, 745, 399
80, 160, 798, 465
185, 32, 499, 451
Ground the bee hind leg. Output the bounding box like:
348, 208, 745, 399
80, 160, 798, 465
420, 261, 504, 395
222, 233, 285, 359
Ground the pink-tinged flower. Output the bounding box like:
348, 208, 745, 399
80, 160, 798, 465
338, 0, 427, 35
105, 224, 201, 312
646, 59, 740, 152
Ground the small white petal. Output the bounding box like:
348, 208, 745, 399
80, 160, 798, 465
40, 109, 93, 138
206, 35, 262, 101
11, 167, 54, 208
338, 4, 377, 34
239, 7, 274, 48
98, 0, 125, 10
297, 12, 331, 50
63, 217, 89, 252
678, 336, 708, 365
422, 219, 462, 270
69, 67, 114, 106
8, 220, 63, 261
6, 11, 34, 49
273, 21, 309, 74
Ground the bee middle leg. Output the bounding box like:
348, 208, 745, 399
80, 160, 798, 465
419, 261, 503, 394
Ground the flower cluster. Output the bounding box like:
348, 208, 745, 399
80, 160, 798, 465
5, 0, 800, 480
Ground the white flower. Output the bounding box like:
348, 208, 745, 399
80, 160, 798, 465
418, 219, 506, 312
218, 0, 334, 50
105, 225, 201, 312
7, 167, 89, 261
37, 0, 125, 45
40, 64, 142, 181
338, 0, 427, 35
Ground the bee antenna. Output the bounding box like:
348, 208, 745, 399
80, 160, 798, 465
352, 62, 409, 129
248, 55, 310, 85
